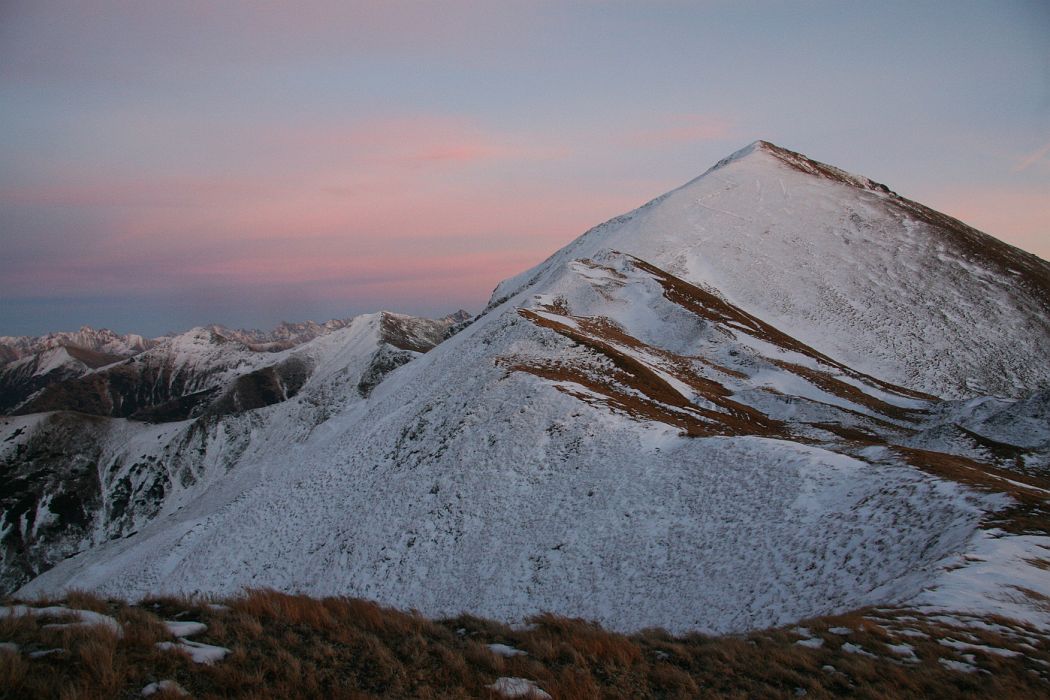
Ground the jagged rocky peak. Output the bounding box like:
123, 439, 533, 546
205, 318, 355, 351
167, 326, 242, 349
378, 311, 466, 353
442, 309, 473, 324
0, 325, 159, 363
0, 308, 470, 422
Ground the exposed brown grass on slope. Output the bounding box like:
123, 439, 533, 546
1, 590, 1048, 699
508, 257, 1050, 535
509, 308, 785, 438
893, 447, 1050, 536
505, 256, 932, 445
893, 447, 1050, 501
626, 256, 935, 403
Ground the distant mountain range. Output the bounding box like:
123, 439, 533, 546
2, 142, 1047, 637
0, 311, 471, 419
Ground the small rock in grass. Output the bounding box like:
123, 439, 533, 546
939, 658, 979, 674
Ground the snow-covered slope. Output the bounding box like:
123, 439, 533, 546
10, 141, 1050, 634
0, 327, 158, 361
491, 141, 1050, 399
207, 310, 471, 352
0, 311, 462, 592
0, 345, 126, 413
6, 312, 462, 421
0, 327, 159, 414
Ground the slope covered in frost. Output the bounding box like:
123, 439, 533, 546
0, 327, 158, 361
0, 312, 458, 593
17, 142, 1049, 634
492, 141, 1050, 399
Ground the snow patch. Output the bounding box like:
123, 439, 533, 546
487, 677, 552, 699
155, 638, 230, 665
164, 620, 207, 637
1, 605, 122, 637
488, 643, 527, 657
142, 680, 189, 697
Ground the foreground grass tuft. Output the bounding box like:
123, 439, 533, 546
1, 590, 1048, 698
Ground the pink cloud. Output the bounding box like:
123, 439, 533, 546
0, 238, 547, 309
0, 176, 270, 208
0, 163, 640, 307
1, 113, 572, 214
1013, 141, 1050, 173
0, 107, 669, 316
278, 115, 571, 168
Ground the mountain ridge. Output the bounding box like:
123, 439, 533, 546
4, 141, 1049, 637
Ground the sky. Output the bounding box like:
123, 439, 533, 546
1, 1, 1047, 337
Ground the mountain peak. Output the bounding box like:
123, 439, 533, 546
709, 139, 785, 165
711, 140, 895, 195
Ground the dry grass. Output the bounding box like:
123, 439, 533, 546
509, 307, 786, 438
626, 255, 936, 402
505, 257, 934, 444
893, 446, 1050, 535
1, 592, 1048, 698
893, 447, 1050, 500
772, 359, 925, 424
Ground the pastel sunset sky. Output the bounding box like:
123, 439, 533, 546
2, 1, 1047, 336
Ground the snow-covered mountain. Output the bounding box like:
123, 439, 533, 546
0, 345, 123, 413
0, 327, 161, 413
0, 326, 159, 361
1, 312, 470, 419
0, 311, 466, 592
5, 141, 1049, 635
490, 141, 1049, 399
206, 310, 472, 352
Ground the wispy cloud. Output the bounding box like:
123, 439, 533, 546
0, 109, 634, 309
1013, 141, 1050, 172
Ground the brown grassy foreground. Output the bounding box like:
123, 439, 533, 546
1, 590, 1048, 699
